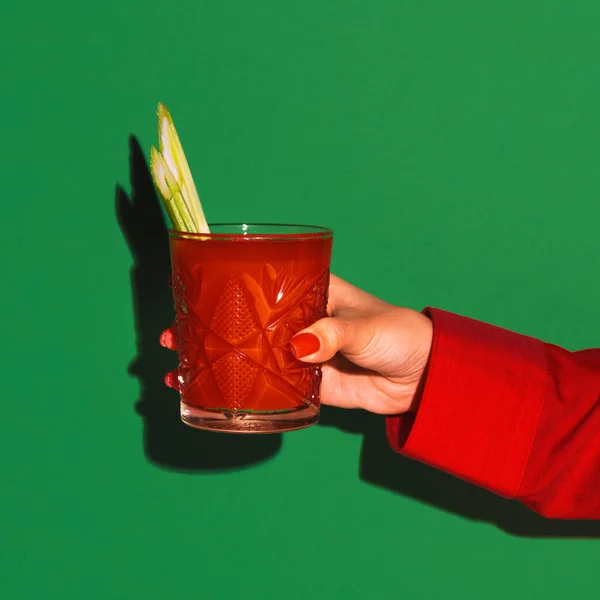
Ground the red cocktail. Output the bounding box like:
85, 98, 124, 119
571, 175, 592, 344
169, 224, 333, 433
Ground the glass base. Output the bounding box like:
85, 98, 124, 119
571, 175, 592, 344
181, 403, 319, 434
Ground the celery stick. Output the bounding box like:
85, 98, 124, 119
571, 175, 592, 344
157, 103, 210, 234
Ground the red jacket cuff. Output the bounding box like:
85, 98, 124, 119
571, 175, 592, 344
387, 308, 548, 499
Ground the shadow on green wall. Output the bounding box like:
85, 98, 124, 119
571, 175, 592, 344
320, 406, 600, 538
116, 136, 282, 472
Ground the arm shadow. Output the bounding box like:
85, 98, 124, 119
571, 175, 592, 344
319, 406, 600, 538
115, 135, 282, 472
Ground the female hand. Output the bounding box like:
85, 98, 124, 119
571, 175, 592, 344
160, 274, 433, 415
288, 275, 432, 414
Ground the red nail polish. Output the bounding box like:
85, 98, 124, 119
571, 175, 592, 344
164, 371, 180, 390
160, 328, 177, 349
159, 330, 169, 347
290, 333, 320, 359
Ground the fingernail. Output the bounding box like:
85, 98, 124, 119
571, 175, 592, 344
164, 371, 180, 390
159, 329, 169, 347
160, 328, 176, 349
164, 371, 174, 387
290, 333, 320, 359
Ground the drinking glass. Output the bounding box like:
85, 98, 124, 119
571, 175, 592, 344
169, 224, 333, 433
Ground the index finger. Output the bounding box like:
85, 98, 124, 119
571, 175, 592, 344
326, 274, 388, 317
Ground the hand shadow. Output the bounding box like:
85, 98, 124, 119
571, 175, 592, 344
115, 135, 282, 472
319, 405, 600, 538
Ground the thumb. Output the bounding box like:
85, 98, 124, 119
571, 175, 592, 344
290, 317, 376, 364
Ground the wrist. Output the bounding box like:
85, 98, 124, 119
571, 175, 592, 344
407, 309, 433, 412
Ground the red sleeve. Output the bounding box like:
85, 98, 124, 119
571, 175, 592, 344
386, 308, 600, 519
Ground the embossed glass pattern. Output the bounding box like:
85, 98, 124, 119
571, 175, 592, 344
169, 224, 333, 433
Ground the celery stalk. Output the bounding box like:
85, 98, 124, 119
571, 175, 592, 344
157, 103, 210, 233
149, 103, 210, 234
150, 146, 195, 231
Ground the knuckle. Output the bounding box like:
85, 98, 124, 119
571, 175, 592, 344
325, 318, 346, 346
312, 317, 345, 352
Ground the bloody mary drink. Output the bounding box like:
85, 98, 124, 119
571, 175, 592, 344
169, 224, 333, 433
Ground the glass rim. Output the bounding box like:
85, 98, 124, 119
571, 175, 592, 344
169, 223, 333, 241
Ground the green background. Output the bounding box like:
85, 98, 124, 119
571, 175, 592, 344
2, 1, 600, 598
